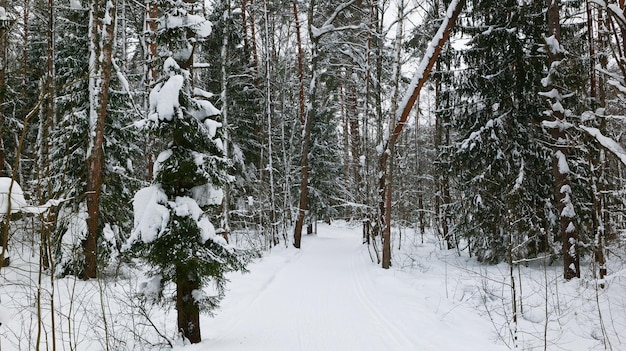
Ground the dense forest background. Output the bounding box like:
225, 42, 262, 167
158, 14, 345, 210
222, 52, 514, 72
0, 0, 626, 347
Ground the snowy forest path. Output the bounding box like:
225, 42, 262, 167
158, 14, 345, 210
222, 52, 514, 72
180, 223, 507, 351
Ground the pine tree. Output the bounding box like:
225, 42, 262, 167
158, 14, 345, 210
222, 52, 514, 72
128, 0, 251, 343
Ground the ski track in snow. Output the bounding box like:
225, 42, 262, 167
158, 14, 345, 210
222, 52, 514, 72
180, 223, 507, 351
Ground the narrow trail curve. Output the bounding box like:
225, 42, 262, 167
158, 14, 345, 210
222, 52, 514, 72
183, 223, 507, 351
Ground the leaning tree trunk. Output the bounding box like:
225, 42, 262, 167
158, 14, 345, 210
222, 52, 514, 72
84, 0, 117, 279
378, 0, 465, 268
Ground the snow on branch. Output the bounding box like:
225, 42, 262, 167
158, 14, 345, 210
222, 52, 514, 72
112, 59, 143, 117
580, 126, 626, 166
607, 3, 626, 27
381, 0, 464, 154
311, 24, 364, 38
0, 178, 62, 216
458, 113, 507, 152
0, 6, 12, 22
310, 0, 360, 39
128, 185, 170, 245
509, 159, 525, 194
541, 119, 574, 131
607, 79, 626, 95
543, 35, 564, 56
0, 178, 28, 216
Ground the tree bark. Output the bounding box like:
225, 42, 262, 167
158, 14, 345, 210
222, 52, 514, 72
348, 82, 362, 187
145, 0, 158, 180
84, 0, 117, 279
0, 0, 8, 176
176, 266, 201, 343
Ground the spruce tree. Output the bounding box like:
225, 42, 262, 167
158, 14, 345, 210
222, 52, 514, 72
128, 0, 250, 343
449, 0, 556, 263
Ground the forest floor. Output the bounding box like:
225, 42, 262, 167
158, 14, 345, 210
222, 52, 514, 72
0, 222, 625, 350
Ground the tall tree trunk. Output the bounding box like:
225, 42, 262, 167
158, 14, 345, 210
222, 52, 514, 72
434, 55, 453, 249
293, 51, 315, 248
291, 0, 305, 238
432, 0, 453, 249
221, 0, 231, 243
293, 0, 359, 246
144, 0, 158, 180
381, 0, 405, 269
293, 0, 320, 249
263, 0, 277, 245
0, 0, 8, 176
545, 0, 579, 280
249, 0, 259, 74
39, 0, 56, 270
361, 0, 374, 237
85, 0, 117, 279
589, 2, 607, 284
241, 0, 250, 57
293, 0, 305, 127
348, 81, 362, 188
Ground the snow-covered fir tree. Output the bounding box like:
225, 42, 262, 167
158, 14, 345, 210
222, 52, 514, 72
127, 0, 251, 343
448, 0, 557, 263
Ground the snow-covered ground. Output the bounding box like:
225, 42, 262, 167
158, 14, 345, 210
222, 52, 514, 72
192, 223, 506, 351
0, 221, 625, 350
